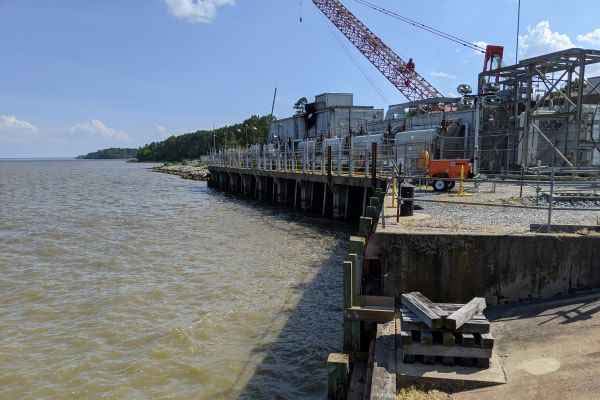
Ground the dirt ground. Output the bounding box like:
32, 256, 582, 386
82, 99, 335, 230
451, 291, 600, 400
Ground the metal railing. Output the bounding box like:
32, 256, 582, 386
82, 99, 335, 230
208, 142, 399, 179
388, 172, 600, 230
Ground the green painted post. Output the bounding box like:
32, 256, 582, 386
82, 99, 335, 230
327, 353, 350, 400
358, 216, 372, 237
369, 196, 380, 208
351, 320, 362, 352
348, 236, 366, 255
347, 253, 360, 307
343, 260, 353, 309
366, 205, 378, 220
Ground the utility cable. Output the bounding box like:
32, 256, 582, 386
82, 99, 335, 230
350, 0, 486, 53
327, 24, 391, 104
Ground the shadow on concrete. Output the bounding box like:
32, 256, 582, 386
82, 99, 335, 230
487, 290, 600, 326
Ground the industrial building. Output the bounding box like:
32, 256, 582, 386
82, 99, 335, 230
477, 48, 600, 172
268, 49, 600, 175
268, 93, 384, 143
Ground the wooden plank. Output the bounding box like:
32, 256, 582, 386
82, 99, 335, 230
445, 298, 487, 331
402, 343, 493, 359
359, 295, 394, 309
401, 292, 445, 329
461, 333, 476, 347
420, 331, 433, 345
399, 330, 412, 345
345, 306, 394, 322
443, 332, 456, 346
480, 333, 495, 349
400, 308, 490, 334
370, 322, 396, 400
400, 308, 486, 322
442, 356, 455, 366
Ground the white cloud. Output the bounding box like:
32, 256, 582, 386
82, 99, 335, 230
70, 120, 129, 141
0, 115, 39, 143
577, 28, 600, 46
0, 115, 38, 132
519, 21, 574, 59
431, 71, 456, 80
165, 0, 235, 23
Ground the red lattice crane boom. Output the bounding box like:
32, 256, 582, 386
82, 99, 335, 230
312, 0, 443, 102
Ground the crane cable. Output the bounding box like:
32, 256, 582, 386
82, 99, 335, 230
350, 0, 486, 54
327, 25, 390, 104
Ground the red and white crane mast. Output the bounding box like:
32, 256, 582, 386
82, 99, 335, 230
312, 0, 444, 102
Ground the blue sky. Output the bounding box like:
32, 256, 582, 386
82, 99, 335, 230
1, 0, 599, 157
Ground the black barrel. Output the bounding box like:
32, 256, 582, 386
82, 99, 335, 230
400, 184, 415, 217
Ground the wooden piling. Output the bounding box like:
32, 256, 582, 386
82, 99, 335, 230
327, 353, 350, 400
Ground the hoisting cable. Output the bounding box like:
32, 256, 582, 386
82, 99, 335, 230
350, 0, 486, 54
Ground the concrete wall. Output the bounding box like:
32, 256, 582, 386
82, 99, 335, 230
369, 232, 600, 304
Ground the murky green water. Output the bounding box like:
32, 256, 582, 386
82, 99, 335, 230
0, 160, 346, 399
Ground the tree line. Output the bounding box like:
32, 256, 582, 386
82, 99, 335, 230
77, 148, 138, 159
136, 115, 273, 162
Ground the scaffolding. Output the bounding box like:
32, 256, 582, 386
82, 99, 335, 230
477, 48, 600, 173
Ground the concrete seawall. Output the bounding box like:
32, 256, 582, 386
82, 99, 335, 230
367, 231, 600, 304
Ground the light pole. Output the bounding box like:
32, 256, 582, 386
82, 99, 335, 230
515, 0, 521, 64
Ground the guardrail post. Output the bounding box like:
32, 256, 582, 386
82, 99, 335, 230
349, 146, 353, 176
371, 142, 377, 187
548, 167, 555, 226
327, 146, 332, 178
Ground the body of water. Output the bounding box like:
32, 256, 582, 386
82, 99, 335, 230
0, 160, 346, 399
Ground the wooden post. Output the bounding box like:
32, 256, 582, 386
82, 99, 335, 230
369, 196, 380, 209
344, 186, 350, 219
343, 260, 353, 309
358, 216, 372, 237
361, 186, 368, 215
347, 253, 360, 307
351, 320, 361, 352
327, 353, 350, 400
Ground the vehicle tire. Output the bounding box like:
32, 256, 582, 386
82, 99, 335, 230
432, 179, 447, 192
447, 181, 456, 190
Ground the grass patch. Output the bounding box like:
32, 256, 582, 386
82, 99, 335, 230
397, 386, 451, 400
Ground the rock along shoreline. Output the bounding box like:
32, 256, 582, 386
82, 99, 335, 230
152, 163, 210, 181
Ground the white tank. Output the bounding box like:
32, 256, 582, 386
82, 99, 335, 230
394, 128, 438, 145
351, 134, 383, 150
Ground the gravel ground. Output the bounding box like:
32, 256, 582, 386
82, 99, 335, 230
382, 181, 600, 234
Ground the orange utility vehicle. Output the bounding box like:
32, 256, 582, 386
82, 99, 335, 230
420, 151, 473, 192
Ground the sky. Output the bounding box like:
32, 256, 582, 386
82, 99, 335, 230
1, 0, 600, 157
